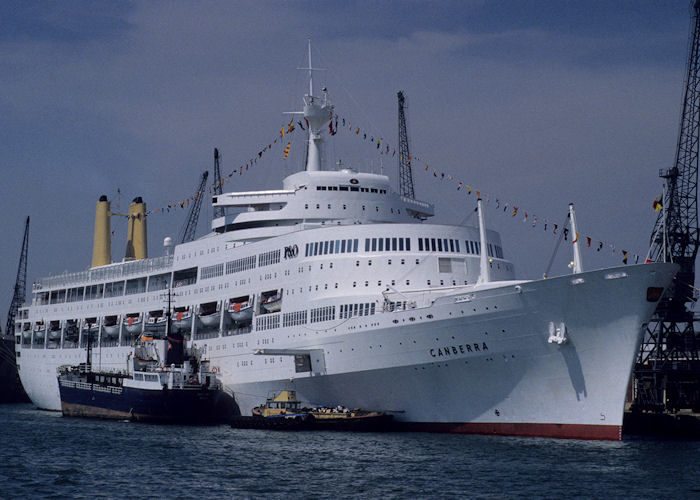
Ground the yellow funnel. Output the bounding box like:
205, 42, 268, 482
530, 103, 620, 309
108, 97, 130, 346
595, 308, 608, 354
125, 197, 147, 260
91, 195, 111, 268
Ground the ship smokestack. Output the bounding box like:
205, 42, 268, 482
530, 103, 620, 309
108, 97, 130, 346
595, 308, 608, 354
125, 197, 147, 261
91, 195, 111, 268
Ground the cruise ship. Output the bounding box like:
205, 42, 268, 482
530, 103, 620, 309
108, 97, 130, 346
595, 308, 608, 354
14, 47, 677, 440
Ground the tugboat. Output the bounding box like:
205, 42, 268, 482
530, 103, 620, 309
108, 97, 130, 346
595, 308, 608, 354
230, 389, 394, 431
57, 292, 233, 424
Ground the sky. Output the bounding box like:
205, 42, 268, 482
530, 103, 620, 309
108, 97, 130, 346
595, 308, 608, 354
0, 0, 694, 328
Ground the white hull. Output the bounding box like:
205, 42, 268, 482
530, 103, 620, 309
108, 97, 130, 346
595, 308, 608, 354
17, 263, 674, 439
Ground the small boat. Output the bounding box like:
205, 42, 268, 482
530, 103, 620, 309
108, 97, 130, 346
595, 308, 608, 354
57, 331, 233, 424
123, 313, 143, 335
227, 297, 253, 324
172, 306, 192, 333
102, 315, 120, 339
230, 390, 394, 431
261, 293, 282, 313
197, 301, 221, 328
145, 310, 167, 336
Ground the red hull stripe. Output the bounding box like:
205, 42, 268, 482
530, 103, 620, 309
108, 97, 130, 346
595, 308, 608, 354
401, 422, 622, 441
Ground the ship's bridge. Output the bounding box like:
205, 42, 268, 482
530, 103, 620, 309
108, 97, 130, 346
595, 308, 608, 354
211, 168, 434, 240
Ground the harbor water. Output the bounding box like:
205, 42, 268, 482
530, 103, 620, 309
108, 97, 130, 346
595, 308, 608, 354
3, 403, 698, 498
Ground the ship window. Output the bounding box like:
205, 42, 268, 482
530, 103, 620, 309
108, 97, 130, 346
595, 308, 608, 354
371, 188, 378, 193
449, 240, 455, 252
323, 241, 329, 255
331, 186, 338, 191
314, 242, 319, 256
371, 238, 377, 251
362, 205, 365, 211
399, 238, 404, 251
327, 204, 331, 209
316, 204, 320, 209
350, 187, 359, 192
406, 238, 411, 251
437, 239, 443, 252
378, 238, 383, 251
305, 204, 308, 209
455, 240, 460, 253
364, 239, 369, 252
385, 238, 390, 250
418, 239, 423, 251
392, 238, 397, 251
353, 239, 358, 252
339, 186, 349, 191
430, 238, 436, 252
148, 272, 172, 291
173, 267, 197, 288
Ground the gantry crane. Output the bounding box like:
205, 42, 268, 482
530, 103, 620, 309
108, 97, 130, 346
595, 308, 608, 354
397, 91, 415, 199
213, 148, 224, 220
633, 1, 700, 412
5, 216, 29, 336
179, 171, 209, 244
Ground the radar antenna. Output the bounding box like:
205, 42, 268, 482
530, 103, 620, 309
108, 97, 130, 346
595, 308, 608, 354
397, 91, 415, 199
633, 1, 700, 413
179, 171, 209, 244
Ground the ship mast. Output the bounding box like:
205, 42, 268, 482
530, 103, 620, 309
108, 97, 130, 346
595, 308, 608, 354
297, 39, 333, 172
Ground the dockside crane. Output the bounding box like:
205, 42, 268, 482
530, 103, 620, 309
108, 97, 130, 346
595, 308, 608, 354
5, 216, 29, 336
213, 148, 224, 220
179, 171, 209, 244
633, 1, 700, 412
397, 91, 416, 199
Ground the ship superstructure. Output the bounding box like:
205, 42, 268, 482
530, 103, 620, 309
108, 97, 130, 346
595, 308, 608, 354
14, 45, 677, 439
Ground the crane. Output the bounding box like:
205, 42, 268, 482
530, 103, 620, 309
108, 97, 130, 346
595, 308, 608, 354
397, 91, 415, 199
633, 1, 700, 412
178, 171, 209, 244
213, 148, 224, 220
6, 216, 29, 336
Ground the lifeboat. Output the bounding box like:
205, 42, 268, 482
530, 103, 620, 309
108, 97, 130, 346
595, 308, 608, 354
261, 293, 282, 313
21, 323, 31, 342
48, 320, 62, 342
172, 306, 192, 333
102, 315, 120, 339
197, 301, 221, 329
33, 321, 46, 342
145, 310, 167, 336
123, 313, 143, 335
81, 318, 99, 344
227, 296, 254, 325
64, 320, 79, 343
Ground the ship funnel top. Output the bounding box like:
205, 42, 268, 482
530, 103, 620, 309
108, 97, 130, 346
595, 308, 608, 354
125, 196, 147, 261
91, 196, 111, 268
